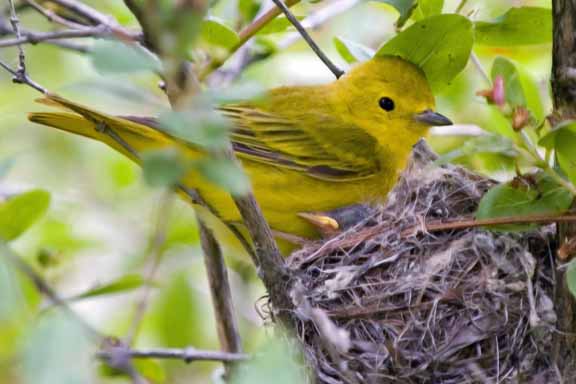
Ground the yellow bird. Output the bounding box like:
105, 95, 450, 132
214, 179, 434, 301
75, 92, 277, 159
28, 56, 451, 254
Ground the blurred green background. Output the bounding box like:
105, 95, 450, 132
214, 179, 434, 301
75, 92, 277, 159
0, 0, 552, 382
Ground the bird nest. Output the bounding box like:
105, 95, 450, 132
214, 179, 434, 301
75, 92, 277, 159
286, 141, 559, 384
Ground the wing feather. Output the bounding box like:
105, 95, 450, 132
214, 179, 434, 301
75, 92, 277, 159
220, 105, 380, 181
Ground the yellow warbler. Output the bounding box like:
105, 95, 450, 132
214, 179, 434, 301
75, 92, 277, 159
28, 56, 451, 254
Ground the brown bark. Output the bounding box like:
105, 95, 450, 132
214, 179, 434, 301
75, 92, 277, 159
551, 0, 576, 376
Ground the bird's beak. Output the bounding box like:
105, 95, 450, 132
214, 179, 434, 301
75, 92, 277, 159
414, 109, 453, 126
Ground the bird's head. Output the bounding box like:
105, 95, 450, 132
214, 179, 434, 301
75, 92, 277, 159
333, 56, 452, 147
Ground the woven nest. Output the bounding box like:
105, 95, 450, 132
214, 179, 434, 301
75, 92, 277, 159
286, 141, 560, 384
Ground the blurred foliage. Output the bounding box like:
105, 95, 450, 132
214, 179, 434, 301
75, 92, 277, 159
0, 0, 568, 383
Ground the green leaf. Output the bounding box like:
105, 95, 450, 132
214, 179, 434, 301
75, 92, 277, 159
90, 40, 162, 74
434, 134, 516, 165
200, 17, 240, 50
159, 109, 230, 150
232, 338, 307, 384
196, 158, 250, 197
0, 189, 50, 241
555, 130, 576, 186
155, 272, 206, 347
567, 262, 576, 298
490, 56, 543, 120
376, 0, 416, 26
70, 274, 147, 301
376, 14, 473, 90
491, 56, 525, 107
22, 313, 93, 384
134, 360, 166, 383
475, 7, 552, 46
333, 37, 374, 64
141, 148, 188, 188
259, 16, 302, 35
538, 120, 576, 149
476, 173, 573, 231
416, 0, 444, 18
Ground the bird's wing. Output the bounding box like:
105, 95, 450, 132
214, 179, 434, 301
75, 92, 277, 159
219, 105, 380, 182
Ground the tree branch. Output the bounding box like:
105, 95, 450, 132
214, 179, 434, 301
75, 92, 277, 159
551, 0, 576, 376
269, 0, 343, 78
97, 343, 249, 363
0, 26, 140, 48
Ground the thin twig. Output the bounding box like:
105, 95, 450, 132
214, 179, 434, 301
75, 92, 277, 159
455, 0, 468, 14
278, 0, 360, 49
126, 192, 174, 345
8, 0, 26, 73
401, 213, 576, 237
0, 26, 140, 48
97, 344, 249, 363
46, 0, 115, 26
0, 243, 103, 340
471, 52, 491, 85
268, 0, 344, 78
23, 0, 89, 29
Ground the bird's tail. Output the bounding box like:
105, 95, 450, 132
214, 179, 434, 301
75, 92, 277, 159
28, 93, 173, 161
28, 93, 253, 259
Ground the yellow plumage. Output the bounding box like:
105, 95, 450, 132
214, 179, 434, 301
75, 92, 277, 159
28, 56, 451, 254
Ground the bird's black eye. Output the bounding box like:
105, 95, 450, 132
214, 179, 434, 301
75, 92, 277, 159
379, 97, 395, 111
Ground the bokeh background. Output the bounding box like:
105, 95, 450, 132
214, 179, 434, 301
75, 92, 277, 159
0, 0, 551, 382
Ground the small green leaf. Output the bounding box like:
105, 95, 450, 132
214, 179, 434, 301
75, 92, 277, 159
567, 262, 576, 298
159, 109, 230, 150
555, 130, 576, 186
155, 272, 206, 347
23, 313, 93, 384
333, 37, 374, 64
259, 16, 302, 35
491, 57, 525, 107
376, 14, 473, 90
91, 40, 162, 74
0, 189, 50, 241
490, 56, 543, 120
134, 360, 166, 383
475, 7, 552, 46
232, 338, 307, 384
415, 0, 443, 18
538, 120, 576, 149
70, 274, 147, 301
238, 0, 260, 23
196, 158, 250, 197
476, 173, 573, 231
200, 17, 240, 50
141, 148, 187, 188
376, 0, 416, 26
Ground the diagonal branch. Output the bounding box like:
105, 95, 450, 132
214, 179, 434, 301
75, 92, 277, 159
268, 0, 343, 78
0, 243, 103, 340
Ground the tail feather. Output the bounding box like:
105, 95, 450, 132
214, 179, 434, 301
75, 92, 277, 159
28, 94, 183, 161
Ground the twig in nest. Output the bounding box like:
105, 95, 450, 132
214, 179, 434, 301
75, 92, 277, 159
402, 213, 576, 238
